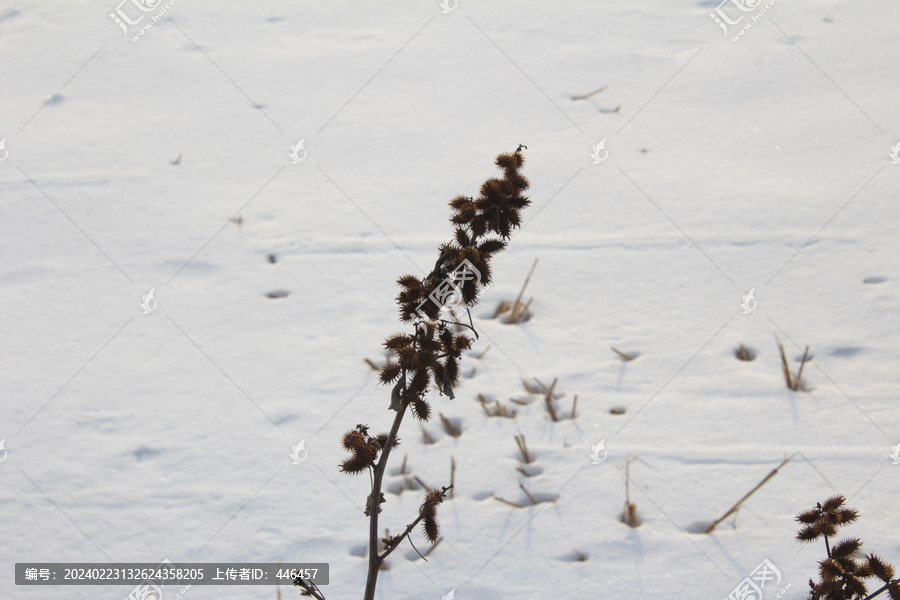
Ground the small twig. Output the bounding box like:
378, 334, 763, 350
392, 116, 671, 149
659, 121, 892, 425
519, 483, 538, 506
570, 394, 578, 420
571, 85, 607, 101
795, 345, 810, 389
494, 496, 524, 508
511, 297, 533, 323
704, 455, 792, 533
611, 346, 636, 361
475, 345, 491, 359
509, 258, 538, 322
514, 434, 532, 463
543, 377, 559, 422
364, 358, 380, 371
405, 531, 427, 561
399, 454, 407, 475
413, 476, 430, 491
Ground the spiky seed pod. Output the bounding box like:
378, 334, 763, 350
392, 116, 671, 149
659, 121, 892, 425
834, 555, 858, 575
449, 195, 470, 210
818, 559, 843, 582
397, 274, 423, 289
480, 178, 505, 202
832, 538, 862, 559
410, 367, 431, 392
422, 489, 445, 509
507, 195, 531, 210
796, 508, 821, 524
339, 428, 378, 474
384, 333, 413, 351
397, 346, 421, 370
495, 152, 521, 171
866, 554, 895, 582
422, 515, 440, 543
451, 203, 477, 225
822, 495, 846, 511
839, 507, 859, 524
477, 239, 506, 256
814, 521, 838, 539
797, 525, 820, 543
375, 433, 400, 452
339, 451, 373, 475
469, 213, 487, 239
342, 430, 368, 452
453, 334, 473, 354
846, 575, 868, 598
380, 362, 402, 385
454, 227, 471, 248
418, 334, 442, 355
410, 396, 430, 422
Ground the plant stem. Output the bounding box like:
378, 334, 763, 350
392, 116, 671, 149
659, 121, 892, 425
862, 578, 900, 600
363, 403, 408, 600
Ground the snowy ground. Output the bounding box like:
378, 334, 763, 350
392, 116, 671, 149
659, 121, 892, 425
2, 1, 899, 599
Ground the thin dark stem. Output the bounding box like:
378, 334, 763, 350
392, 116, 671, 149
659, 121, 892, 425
405, 531, 427, 561
363, 402, 408, 600
824, 534, 831, 559
863, 578, 900, 600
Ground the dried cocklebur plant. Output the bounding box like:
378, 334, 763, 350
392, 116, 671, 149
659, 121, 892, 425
299, 147, 531, 600
796, 495, 899, 600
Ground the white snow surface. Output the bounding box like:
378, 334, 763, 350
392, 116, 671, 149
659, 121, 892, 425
1, 1, 899, 599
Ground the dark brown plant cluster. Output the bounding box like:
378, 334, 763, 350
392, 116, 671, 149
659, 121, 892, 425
328, 148, 530, 600
796, 495, 899, 600
395, 144, 530, 323
339, 424, 399, 481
